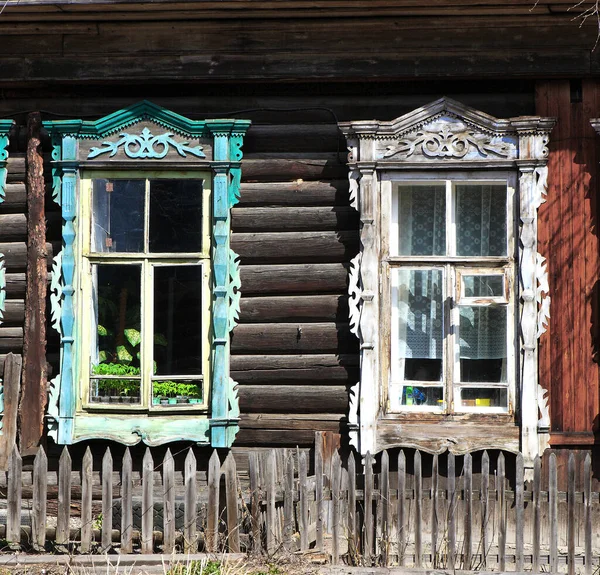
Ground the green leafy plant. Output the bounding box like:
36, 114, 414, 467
153, 380, 202, 399
92, 363, 140, 397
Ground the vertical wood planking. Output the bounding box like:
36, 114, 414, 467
6, 445, 21, 545
447, 452, 456, 569
101, 447, 113, 551
497, 452, 506, 571
225, 452, 240, 553
184, 448, 198, 553
80, 447, 92, 553
121, 447, 133, 554
568, 452, 576, 575
480, 451, 489, 570
515, 453, 524, 572
207, 449, 220, 553
163, 448, 175, 554
299, 451, 309, 552
533, 455, 541, 572
0, 354, 22, 470
56, 446, 71, 548
315, 433, 324, 551
549, 452, 558, 573
347, 452, 356, 560
265, 450, 276, 554
283, 452, 294, 551
32, 446, 47, 551
381, 450, 390, 566
249, 451, 261, 553
331, 451, 341, 565
142, 447, 154, 554
414, 450, 422, 568
584, 453, 592, 575
463, 453, 472, 570
431, 453, 438, 568
364, 451, 374, 565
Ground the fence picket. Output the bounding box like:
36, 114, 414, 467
142, 447, 154, 554
364, 451, 374, 565
447, 452, 456, 569
32, 446, 47, 551
266, 450, 276, 554
568, 452, 576, 575
398, 450, 406, 566
249, 451, 261, 553
225, 452, 240, 553
121, 447, 133, 554
184, 448, 198, 553
415, 450, 422, 568
57, 446, 71, 548
515, 452, 524, 572
549, 452, 558, 573
480, 451, 489, 570
584, 452, 592, 575
7, 445, 21, 545
331, 451, 341, 565
101, 447, 113, 551
533, 455, 541, 572
207, 449, 220, 553
80, 447, 92, 553
497, 452, 506, 571
283, 452, 294, 551
381, 449, 390, 566
431, 453, 438, 568
347, 452, 356, 560
464, 452, 472, 570
299, 451, 309, 552
163, 449, 175, 554
315, 434, 324, 551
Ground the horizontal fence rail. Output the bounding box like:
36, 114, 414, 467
0, 441, 599, 573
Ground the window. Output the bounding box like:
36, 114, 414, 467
80, 173, 211, 410
44, 102, 250, 447
340, 98, 554, 462
387, 176, 515, 414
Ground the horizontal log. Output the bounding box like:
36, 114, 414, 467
234, 427, 341, 446
244, 124, 345, 154
0, 327, 23, 352
231, 322, 357, 354
232, 231, 358, 264
5, 273, 26, 297
1, 299, 24, 324
238, 180, 349, 207
2, 184, 26, 211
238, 384, 348, 413
6, 156, 24, 180
231, 353, 358, 371
0, 214, 26, 241
242, 158, 347, 182
0, 242, 55, 271
231, 206, 358, 232
239, 263, 348, 295
239, 294, 347, 323
239, 413, 344, 430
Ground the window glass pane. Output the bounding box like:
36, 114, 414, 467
456, 184, 507, 256
152, 380, 203, 406
400, 385, 443, 408
90, 264, 142, 404
459, 387, 508, 409
397, 185, 446, 256
463, 275, 504, 298
395, 269, 444, 381
149, 180, 204, 253
459, 305, 507, 382
92, 179, 145, 253
153, 265, 203, 376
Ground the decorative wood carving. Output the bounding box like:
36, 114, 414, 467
43, 102, 250, 447
348, 381, 359, 451
0, 122, 11, 204
88, 127, 206, 160
0, 256, 4, 327
340, 97, 555, 463
348, 253, 362, 337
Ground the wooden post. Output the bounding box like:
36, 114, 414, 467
584, 453, 592, 575
80, 447, 93, 553
347, 453, 356, 560
398, 449, 406, 566
364, 451, 374, 565
32, 446, 47, 551
331, 451, 341, 565
163, 448, 175, 554
249, 451, 261, 553
121, 447, 133, 554
549, 452, 558, 573
380, 450, 390, 566
19, 112, 47, 455
283, 452, 294, 552
497, 452, 506, 571
431, 453, 439, 568
7, 445, 21, 545
567, 452, 575, 575
414, 450, 422, 568
224, 451, 240, 553
141, 447, 154, 554
57, 446, 72, 548
0, 353, 22, 470
480, 451, 489, 570
266, 450, 276, 555
463, 453, 472, 570
515, 452, 524, 572
447, 452, 456, 569
533, 455, 541, 572
184, 448, 198, 553
101, 447, 113, 552
315, 433, 324, 551
207, 449, 220, 553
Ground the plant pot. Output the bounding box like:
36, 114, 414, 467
176, 397, 188, 404
168, 398, 177, 405
152, 397, 161, 406
160, 398, 169, 406
189, 398, 201, 405
110, 396, 121, 404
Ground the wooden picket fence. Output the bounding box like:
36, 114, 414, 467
1, 443, 600, 573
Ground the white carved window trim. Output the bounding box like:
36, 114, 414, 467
340, 98, 555, 466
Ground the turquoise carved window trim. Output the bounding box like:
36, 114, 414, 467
43, 102, 250, 447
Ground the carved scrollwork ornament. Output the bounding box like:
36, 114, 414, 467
348, 253, 362, 337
